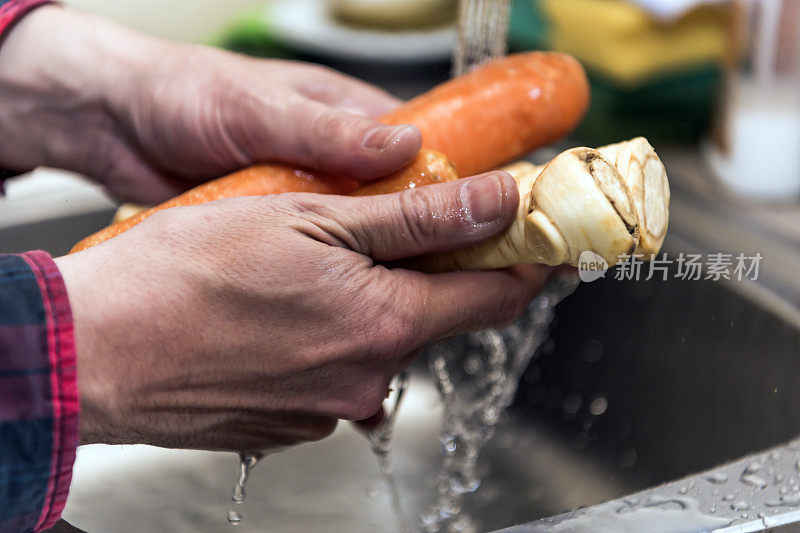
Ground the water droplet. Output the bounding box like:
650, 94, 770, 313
463, 357, 481, 375
741, 473, 768, 489
744, 462, 764, 475
730, 500, 750, 511
704, 472, 729, 484
722, 494, 735, 501
770, 451, 782, 460
776, 473, 785, 484
227, 510, 242, 526
589, 396, 608, 416
782, 486, 790, 495
766, 492, 800, 507
678, 486, 688, 495
365, 483, 379, 498
562, 394, 582, 415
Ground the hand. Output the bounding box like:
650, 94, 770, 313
55, 172, 550, 452
0, 6, 421, 203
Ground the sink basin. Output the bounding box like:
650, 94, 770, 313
3, 161, 799, 532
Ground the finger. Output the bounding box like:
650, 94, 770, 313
234, 92, 421, 181
278, 65, 402, 117
506, 263, 556, 291
297, 171, 519, 261
400, 266, 548, 343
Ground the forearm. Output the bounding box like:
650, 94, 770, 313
0, 5, 167, 173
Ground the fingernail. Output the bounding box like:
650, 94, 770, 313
461, 175, 504, 224
362, 125, 414, 150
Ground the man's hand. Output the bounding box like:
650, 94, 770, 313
55, 172, 550, 452
0, 6, 421, 203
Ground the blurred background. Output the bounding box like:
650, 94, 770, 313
3, 1, 800, 532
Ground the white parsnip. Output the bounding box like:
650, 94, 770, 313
415, 137, 670, 271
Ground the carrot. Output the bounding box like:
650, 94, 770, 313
70, 150, 457, 253
378, 51, 590, 177
70, 164, 355, 252
71, 51, 589, 253
349, 148, 457, 196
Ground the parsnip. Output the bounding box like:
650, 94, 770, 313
414, 137, 670, 272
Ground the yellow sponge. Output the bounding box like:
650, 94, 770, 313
542, 0, 734, 86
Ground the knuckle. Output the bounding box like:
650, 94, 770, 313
368, 277, 425, 357
395, 189, 441, 250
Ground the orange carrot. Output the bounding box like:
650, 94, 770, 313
70, 150, 456, 253
349, 148, 457, 196
71, 164, 355, 252
378, 51, 590, 177
71, 51, 589, 253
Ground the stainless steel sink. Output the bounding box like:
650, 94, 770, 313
4, 153, 799, 532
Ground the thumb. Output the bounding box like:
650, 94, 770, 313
234, 93, 422, 181
313, 171, 520, 261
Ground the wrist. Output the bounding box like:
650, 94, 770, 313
54, 252, 122, 445
0, 5, 171, 172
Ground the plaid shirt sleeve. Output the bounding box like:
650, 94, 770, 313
0, 0, 55, 197
0, 252, 79, 533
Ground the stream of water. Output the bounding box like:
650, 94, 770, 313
418, 273, 580, 532
452, 0, 511, 77
367, 370, 414, 533
366, 2, 524, 530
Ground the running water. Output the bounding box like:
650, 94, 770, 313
227, 453, 260, 526
367, 370, 414, 533
367, 2, 513, 529
452, 0, 511, 77
419, 274, 580, 532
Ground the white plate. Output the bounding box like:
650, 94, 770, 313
264, 0, 456, 63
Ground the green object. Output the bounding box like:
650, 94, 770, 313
213, 7, 292, 59
508, 0, 550, 51
576, 65, 721, 145
508, 0, 721, 144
